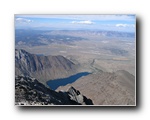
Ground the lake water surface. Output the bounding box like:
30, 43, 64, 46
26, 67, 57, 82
46, 72, 90, 90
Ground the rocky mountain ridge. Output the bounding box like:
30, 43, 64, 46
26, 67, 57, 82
15, 75, 93, 105
15, 49, 78, 85
57, 70, 135, 105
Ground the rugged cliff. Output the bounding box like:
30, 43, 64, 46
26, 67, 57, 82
15, 49, 78, 85
15, 75, 93, 105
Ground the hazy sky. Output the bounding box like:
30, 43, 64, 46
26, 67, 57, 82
15, 15, 135, 32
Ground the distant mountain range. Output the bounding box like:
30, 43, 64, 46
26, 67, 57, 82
15, 29, 85, 46
15, 29, 135, 46
15, 49, 78, 85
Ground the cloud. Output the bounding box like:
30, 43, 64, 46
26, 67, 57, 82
71, 20, 94, 25
116, 24, 135, 27
15, 18, 33, 23
116, 24, 128, 27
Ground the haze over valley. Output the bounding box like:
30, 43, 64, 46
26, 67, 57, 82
16, 30, 135, 75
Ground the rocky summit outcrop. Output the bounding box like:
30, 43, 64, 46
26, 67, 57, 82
67, 86, 93, 105
15, 49, 78, 85
15, 75, 93, 105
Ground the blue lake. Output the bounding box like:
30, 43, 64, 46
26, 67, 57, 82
46, 72, 90, 90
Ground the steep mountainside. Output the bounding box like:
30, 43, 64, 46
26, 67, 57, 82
57, 70, 135, 105
15, 75, 93, 105
15, 49, 78, 85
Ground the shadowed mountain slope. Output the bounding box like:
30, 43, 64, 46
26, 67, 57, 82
15, 49, 78, 85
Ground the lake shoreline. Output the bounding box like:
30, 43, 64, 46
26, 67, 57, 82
46, 72, 90, 90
